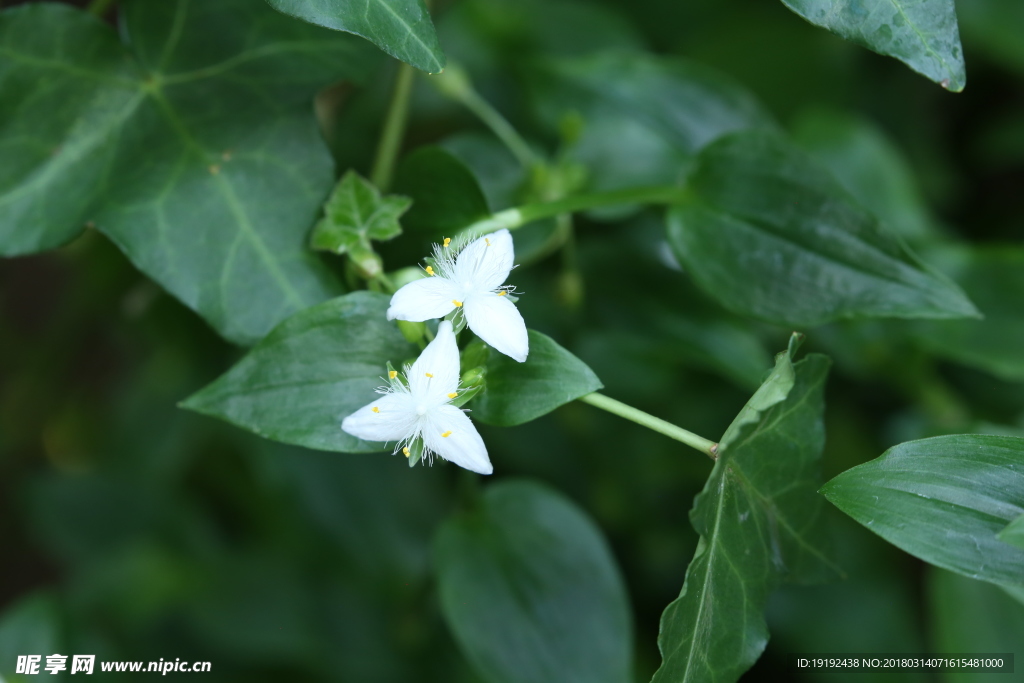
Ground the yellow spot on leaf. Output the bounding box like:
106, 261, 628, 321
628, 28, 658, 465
448, 392, 458, 399
452, 299, 463, 307
441, 430, 452, 438
371, 406, 380, 413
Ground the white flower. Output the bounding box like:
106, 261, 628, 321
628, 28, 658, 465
386, 229, 529, 362
341, 320, 492, 474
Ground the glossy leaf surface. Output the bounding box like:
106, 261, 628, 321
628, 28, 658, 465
822, 435, 1024, 586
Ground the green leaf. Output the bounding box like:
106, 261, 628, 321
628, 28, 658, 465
531, 52, 775, 195
266, 0, 445, 73
309, 170, 411, 254
0, 1, 378, 345
928, 568, 1024, 683
667, 131, 979, 327
434, 479, 632, 683
792, 108, 935, 240
469, 330, 603, 427
181, 291, 417, 453
821, 434, 1024, 587
780, 0, 966, 91
910, 247, 1024, 382
999, 514, 1024, 550
652, 344, 839, 683
393, 146, 490, 239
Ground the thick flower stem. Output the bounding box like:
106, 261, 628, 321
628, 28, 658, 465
370, 62, 416, 191
458, 185, 689, 239
579, 393, 718, 459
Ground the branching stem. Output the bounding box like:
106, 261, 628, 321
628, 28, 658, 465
458, 185, 688, 238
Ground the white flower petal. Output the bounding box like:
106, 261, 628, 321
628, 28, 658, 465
453, 229, 515, 292
422, 404, 492, 474
341, 392, 417, 443
386, 277, 460, 321
463, 293, 529, 362
409, 320, 461, 400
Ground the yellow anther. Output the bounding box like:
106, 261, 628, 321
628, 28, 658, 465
448, 392, 458, 399
498, 291, 508, 296
389, 370, 398, 379
441, 430, 453, 438
425, 265, 436, 276
371, 406, 380, 413
443, 237, 451, 247
425, 372, 434, 378
452, 299, 463, 307
485, 238, 491, 246
403, 447, 410, 457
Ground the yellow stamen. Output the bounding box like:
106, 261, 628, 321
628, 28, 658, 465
403, 447, 410, 457
371, 406, 380, 413
498, 291, 508, 296
441, 430, 452, 438
448, 392, 458, 399
389, 370, 397, 379
443, 237, 451, 247
425, 265, 436, 276
425, 372, 434, 378
452, 299, 463, 307
485, 238, 491, 246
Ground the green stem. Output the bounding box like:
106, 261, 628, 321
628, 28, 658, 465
458, 89, 539, 169
579, 393, 718, 459
370, 62, 416, 191
87, 0, 116, 15
458, 185, 687, 239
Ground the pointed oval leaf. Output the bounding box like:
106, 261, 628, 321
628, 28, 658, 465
668, 131, 979, 327
0, 0, 380, 345
469, 330, 603, 427
781, 0, 966, 91
653, 346, 840, 683
181, 292, 417, 453
435, 479, 632, 683
267, 0, 445, 73
822, 434, 1024, 587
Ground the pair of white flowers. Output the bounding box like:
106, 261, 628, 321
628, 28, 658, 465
341, 229, 527, 475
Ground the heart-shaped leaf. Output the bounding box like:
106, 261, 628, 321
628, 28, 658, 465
652, 341, 840, 683
0, 1, 379, 345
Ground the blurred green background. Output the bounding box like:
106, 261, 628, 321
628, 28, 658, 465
1, 0, 1023, 680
